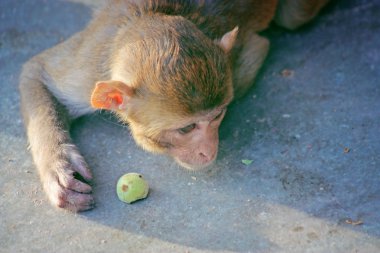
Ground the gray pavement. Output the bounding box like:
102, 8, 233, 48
1, 0, 379, 252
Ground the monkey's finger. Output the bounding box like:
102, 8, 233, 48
65, 190, 95, 212
67, 177, 92, 194
73, 171, 92, 185
57, 169, 92, 193
45, 178, 95, 212
70, 160, 93, 183
65, 145, 93, 182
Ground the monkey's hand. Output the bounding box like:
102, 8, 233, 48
41, 144, 95, 212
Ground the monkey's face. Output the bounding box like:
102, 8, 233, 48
125, 105, 227, 171
160, 107, 227, 170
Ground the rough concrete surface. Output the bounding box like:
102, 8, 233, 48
0, 0, 379, 252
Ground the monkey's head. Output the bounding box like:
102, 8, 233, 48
91, 16, 238, 170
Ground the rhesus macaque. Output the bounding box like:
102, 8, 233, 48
19, 0, 329, 211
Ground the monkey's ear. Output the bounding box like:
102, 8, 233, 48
216, 26, 239, 53
90, 80, 134, 110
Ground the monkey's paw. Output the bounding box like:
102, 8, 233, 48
42, 144, 95, 212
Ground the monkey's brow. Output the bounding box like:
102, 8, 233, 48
172, 106, 227, 129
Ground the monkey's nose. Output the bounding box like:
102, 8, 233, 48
198, 151, 216, 163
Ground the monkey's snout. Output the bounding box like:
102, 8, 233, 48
174, 152, 218, 172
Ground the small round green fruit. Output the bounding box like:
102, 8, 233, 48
116, 173, 149, 204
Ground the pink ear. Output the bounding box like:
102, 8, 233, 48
90, 81, 134, 110
217, 26, 239, 53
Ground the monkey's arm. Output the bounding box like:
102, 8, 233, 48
232, 33, 270, 99
19, 61, 95, 212
17, 2, 131, 211
232, 0, 330, 98
275, 0, 330, 30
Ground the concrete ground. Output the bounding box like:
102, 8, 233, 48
0, 0, 379, 252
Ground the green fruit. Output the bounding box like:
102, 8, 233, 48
116, 173, 149, 204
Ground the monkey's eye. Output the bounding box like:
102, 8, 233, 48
178, 123, 196, 135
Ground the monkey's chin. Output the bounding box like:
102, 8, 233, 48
174, 158, 216, 172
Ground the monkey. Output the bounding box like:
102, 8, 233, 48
19, 0, 330, 212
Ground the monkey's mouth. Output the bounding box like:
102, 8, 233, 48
174, 157, 217, 172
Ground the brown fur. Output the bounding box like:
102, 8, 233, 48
19, 0, 330, 211
275, 0, 330, 30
